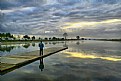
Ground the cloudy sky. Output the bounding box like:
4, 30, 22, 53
0, 0, 121, 38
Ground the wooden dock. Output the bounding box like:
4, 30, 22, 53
0, 47, 68, 75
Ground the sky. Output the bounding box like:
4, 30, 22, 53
0, 0, 121, 38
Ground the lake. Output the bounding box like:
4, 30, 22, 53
0, 40, 121, 81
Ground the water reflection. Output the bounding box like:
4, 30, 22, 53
76, 41, 80, 45
22, 43, 30, 48
39, 46, 44, 71
63, 41, 121, 62
39, 57, 44, 71
1, 41, 121, 58
70, 41, 121, 57
45, 42, 48, 45
0, 42, 65, 56
63, 41, 68, 47
0, 45, 15, 52
32, 43, 35, 47
64, 51, 121, 61
1, 40, 121, 81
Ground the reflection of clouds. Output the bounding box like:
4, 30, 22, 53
64, 52, 121, 61
22, 69, 35, 74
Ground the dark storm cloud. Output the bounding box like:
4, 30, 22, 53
0, 0, 46, 9
0, 0, 121, 38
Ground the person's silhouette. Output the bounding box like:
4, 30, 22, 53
39, 58, 44, 71
39, 41, 44, 56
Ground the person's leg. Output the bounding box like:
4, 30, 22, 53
40, 49, 42, 55
41, 49, 43, 55
40, 49, 41, 55
40, 49, 43, 55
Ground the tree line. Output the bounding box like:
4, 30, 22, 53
0, 32, 87, 41
22, 35, 65, 41
0, 33, 15, 40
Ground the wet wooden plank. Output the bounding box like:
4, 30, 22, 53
0, 63, 16, 71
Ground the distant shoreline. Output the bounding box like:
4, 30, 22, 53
95, 39, 121, 41
0, 39, 121, 45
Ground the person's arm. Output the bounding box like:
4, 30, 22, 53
43, 43, 44, 48
39, 43, 40, 47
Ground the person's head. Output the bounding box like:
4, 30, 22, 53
40, 41, 42, 43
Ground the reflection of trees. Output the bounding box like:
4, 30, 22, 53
63, 41, 68, 47
76, 41, 80, 45
52, 42, 57, 45
61, 41, 64, 43
76, 40, 84, 46
0, 45, 15, 52
45, 42, 48, 45
22, 43, 30, 48
32, 43, 35, 47
49, 42, 51, 44
48, 42, 64, 45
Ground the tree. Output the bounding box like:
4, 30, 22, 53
32, 36, 35, 40
17, 35, 20, 40
52, 37, 57, 40
44, 37, 48, 40
0, 33, 5, 38
49, 38, 51, 40
0, 33, 15, 40
0, 33, 2, 38
61, 38, 64, 40
81, 38, 85, 40
63, 32, 68, 40
38, 37, 41, 40
76, 36, 80, 40
6, 33, 11, 37
23, 35, 30, 40
9, 35, 14, 38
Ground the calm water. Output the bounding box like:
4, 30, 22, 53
0, 41, 65, 56
1, 40, 121, 81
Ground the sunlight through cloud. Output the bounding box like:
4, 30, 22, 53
62, 19, 121, 29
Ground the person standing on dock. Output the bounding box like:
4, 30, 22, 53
39, 41, 44, 55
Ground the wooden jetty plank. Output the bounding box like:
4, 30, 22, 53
0, 56, 37, 64
0, 63, 16, 71
0, 47, 68, 75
